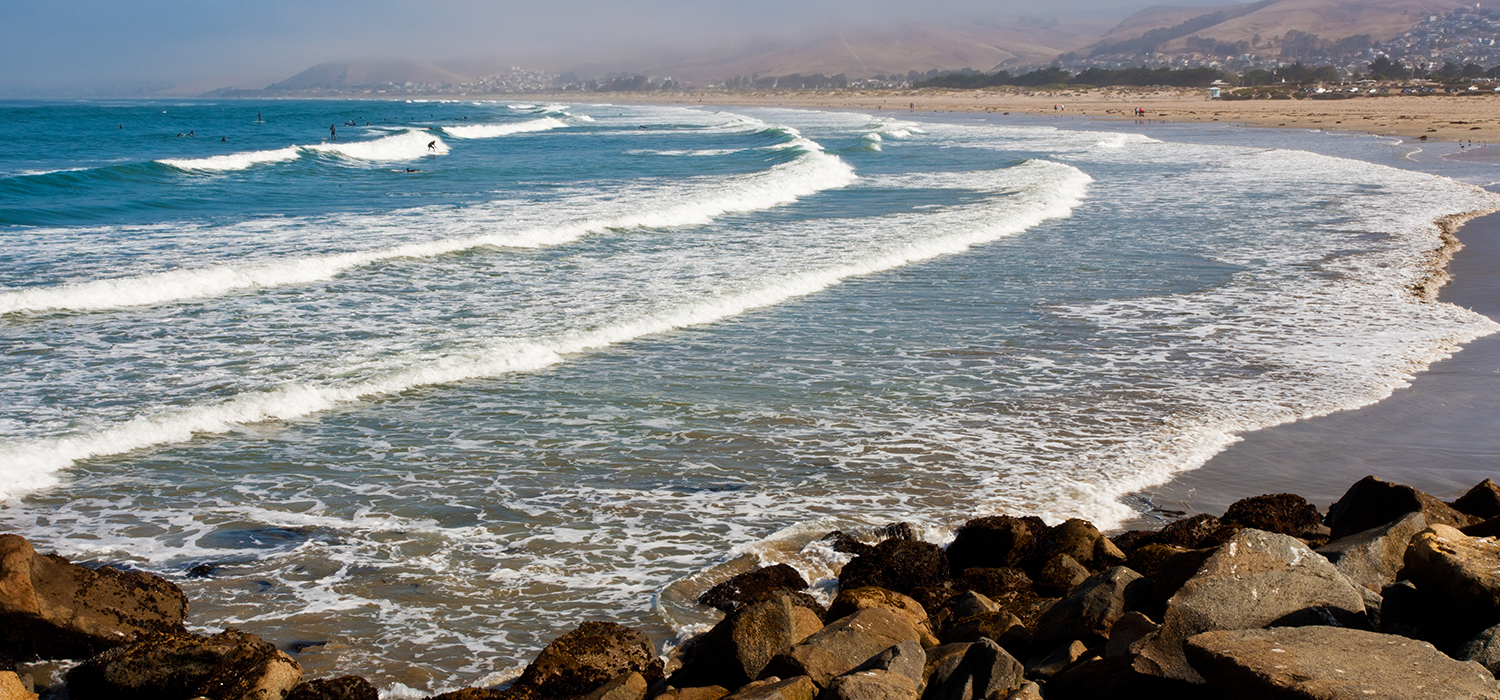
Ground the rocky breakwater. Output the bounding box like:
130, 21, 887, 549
9, 475, 1500, 700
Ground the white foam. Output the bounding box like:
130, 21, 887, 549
305, 130, 449, 161
0, 159, 1085, 500
158, 146, 302, 172
0, 135, 856, 315
444, 118, 567, 139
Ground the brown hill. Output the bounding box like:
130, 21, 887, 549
1101, 4, 1252, 42
268, 60, 472, 90
644, 21, 1116, 81
1162, 0, 1469, 47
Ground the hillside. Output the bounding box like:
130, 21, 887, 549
268, 60, 472, 90
1096, 0, 1470, 56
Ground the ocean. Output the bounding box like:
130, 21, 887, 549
1, 98, 1496, 696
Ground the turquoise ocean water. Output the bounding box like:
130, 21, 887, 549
1, 99, 1497, 695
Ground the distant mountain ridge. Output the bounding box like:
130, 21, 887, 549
249, 0, 1463, 93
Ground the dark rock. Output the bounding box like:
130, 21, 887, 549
288, 641, 328, 654
516, 621, 664, 699
187, 563, 217, 579
1155, 514, 1222, 549
1325, 476, 1477, 541
1134, 528, 1368, 683
826, 588, 936, 648
1033, 519, 1126, 573
667, 687, 730, 700
1033, 554, 1089, 597
819, 671, 917, 700
839, 541, 949, 598
1001, 681, 1042, 700
1040, 654, 1209, 700
852, 640, 925, 693
1379, 580, 1441, 641
287, 676, 379, 700
65, 628, 303, 700
673, 593, 825, 689
1108, 530, 1156, 556
1221, 493, 1322, 538
919, 643, 970, 697
944, 516, 1049, 577
942, 591, 997, 621
723, 676, 818, 700
953, 568, 1030, 599
1460, 623, 1500, 677
918, 638, 1023, 700
1124, 543, 1193, 579
1034, 566, 1147, 647
1144, 547, 1214, 613
762, 609, 923, 687
1315, 512, 1428, 592
875, 524, 917, 542
700, 565, 811, 613
1103, 612, 1158, 658
938, 611, 1029, 654
1185, 626, 1500, 700
1453, 479, 1500, 520
1402, 525, 1500, 638
1465, 517, 1500, 539
822, 533, 875, 558
0, 534, 189, 663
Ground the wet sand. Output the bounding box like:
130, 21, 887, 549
1135, 207, 1500, 516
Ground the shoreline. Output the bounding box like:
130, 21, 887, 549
499, 87, 1500, 144
1132, 203, 1500, 517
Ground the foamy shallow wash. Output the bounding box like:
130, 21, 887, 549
0, 99, 1495, 696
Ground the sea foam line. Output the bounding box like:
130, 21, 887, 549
157, 131, 449, 172
0, 160, 1090, 500
0, 140, 855, 315
444, 118, 568, 139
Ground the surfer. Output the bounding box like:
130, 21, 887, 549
428, 140, 437, 151
330, 124, 336, 141
257, 111, 262, 123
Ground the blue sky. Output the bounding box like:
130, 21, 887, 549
1, 0, 1178, 96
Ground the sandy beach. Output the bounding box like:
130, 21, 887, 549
534, 86, 1500, 144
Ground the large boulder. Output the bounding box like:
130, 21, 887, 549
0, 672, 35, 700
515, 621, 664, 699
286, 676, 379, 700
700, 565, 811, 613
821, 671, 917, 700
1043, 654, 1210, 700
761, 609, 923, 687
721, 676, 817, 700
826, 588, 937, 647
1031, 519, 1124, 573
944, 517, 1048, 576
0, 534, 189, 662
1316, 512, 1429, 592
1454, 480, 1500, 520
1033, 566, 1146, 647
673, 592, 824, 689
1325, 476, 1476, 541
578, 672, 647, 700
1185, 626, 1500, 700
1403, 525, 1500, 633
918, 638, 1023, 700
1221, 493, 1323, 539
1461, 623, 1500, 677
852, 641, 925, 693
839, 541, 949, 597
1135, 529, 1368, 683
65, 628, 302, 700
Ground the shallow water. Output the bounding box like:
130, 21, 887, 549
0, 99, 1495, 695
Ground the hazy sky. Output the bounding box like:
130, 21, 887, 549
2, 0, 1188, 97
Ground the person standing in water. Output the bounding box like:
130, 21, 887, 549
330, 124, 336, 141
